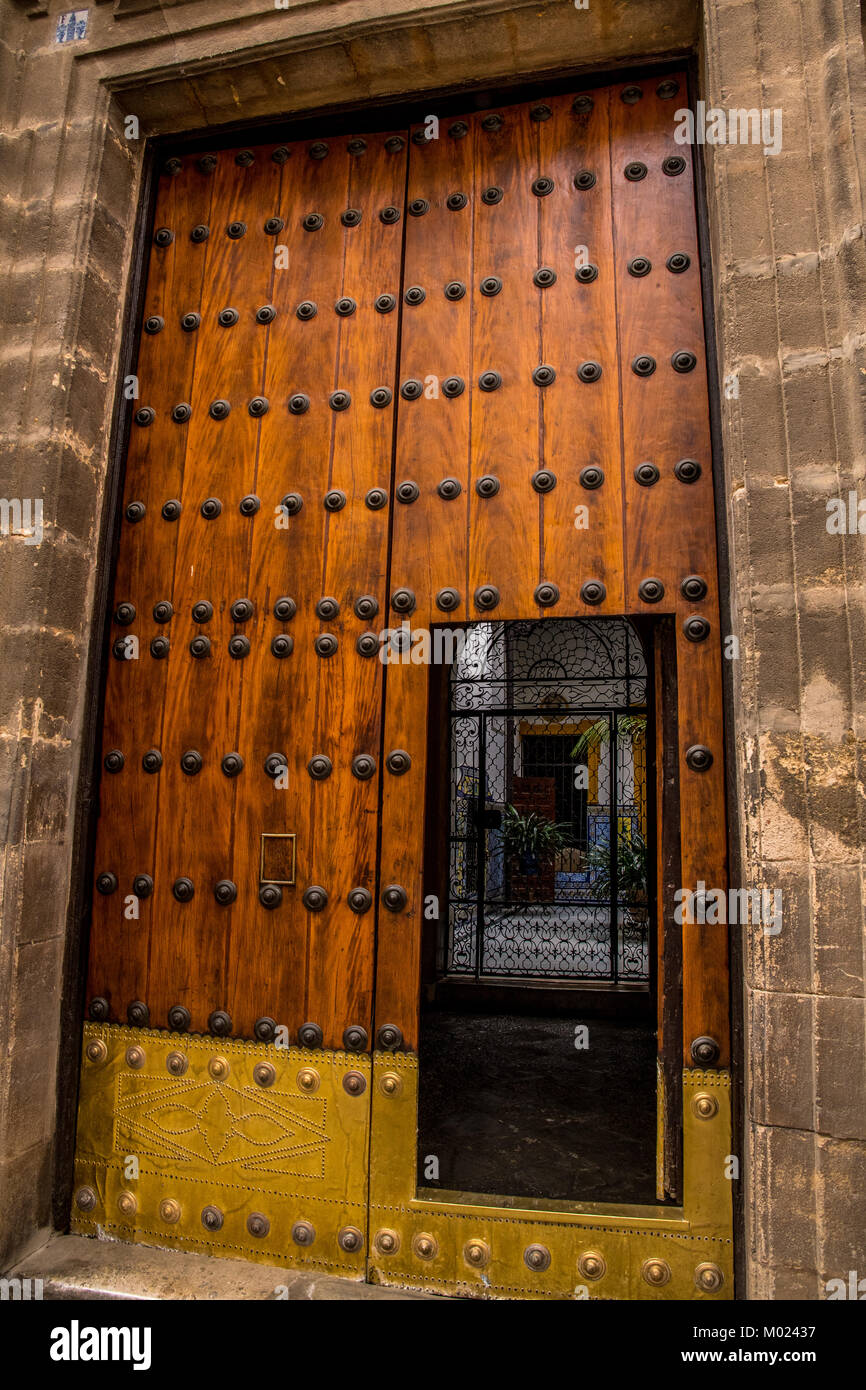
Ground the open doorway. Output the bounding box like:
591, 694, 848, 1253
418, 618, 667, 1206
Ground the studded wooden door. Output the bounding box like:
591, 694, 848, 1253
73, 72, 733, 1300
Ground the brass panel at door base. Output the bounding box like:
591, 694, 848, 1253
72, 1024, 370, 1276
368, 1054, 732, 1299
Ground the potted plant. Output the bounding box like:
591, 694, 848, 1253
502, 805, 570, 901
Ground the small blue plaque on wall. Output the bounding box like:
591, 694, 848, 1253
56, 11, 88, 44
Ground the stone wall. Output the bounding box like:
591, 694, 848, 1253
0, 0, 864, 1295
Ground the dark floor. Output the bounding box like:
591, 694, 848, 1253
417, 1010, 658, 1204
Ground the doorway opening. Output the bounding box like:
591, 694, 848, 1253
418, 618, 663, 1206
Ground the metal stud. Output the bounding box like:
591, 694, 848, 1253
524, 1243, 552, 1273
298, 1022, 323, 1049
446, 194, 468, 215
663, 155, 687, 177
639, 578, 665, 603
443, 376, 465, 399
163, 157, 182, 176
384, 136, 405, 153
214, 880, 237, 905
348, 887, 373, 915
142, 749, 163, 773
412, 1233, 438, 1260
370, 387, 392, 408
88, 997, 109, 1021
354, 595, 379, 620
581, 580, 606, 605
580, 466, 604, 490
114, 602, 136, 625
264, 216, 284, 235
532, 470, 556, 493
375, 293, 397, 314
365, 487, 388, 509
695, 1263, 725, 1293
444, 281, 466, 301
208, 400, 231, 420
202, 1205, 224, 1233
248, 396, 269, 417
315, 634, 337, 657
303, 885, 328, 912
168, 1005, 191, 1033
199, 154, 218, 172
621, 85, 643, 104
76, 1186, 97, 1213
382, 884, 408, 913
480, 275, 502, 297
292, 1219, 316, 1246
154, 228, 174, 248
104, 749, 124, 773
173, 877, 194, 903
125, 501, 146, 523
409, 197, 430, 216
685, 745, 714, 773
481, 185, 503, 205
235, 149, 255, 167
152, 600, 173, 624
667, 252, 691, 274
112, 637, 128, 660
144, 315, 164, 335
132, 874, 153, 899
437, 477, 462, 500
323, 490, 347, 513
578, 1250, 607, 1281
86, 1039, 108, 1067
335, 296, 356, 317
191, 600, 213, 624
534, 583, 560, 608
400, 379, 423, 401
228, 635, 250, 659
181, 311, 201, 333
97, 872, 118, 895
657, 79, 680, 99
474, 585, 500, 611
150, 635, 170, 660
684, 615, 710, 642
189, 635, 210, 658
448, 122, 469, 139
259, 884, 282, 909
574, 169, 596, 190
190, 224, 209, 244
124, 1044, 144, 1073
351, 754, 376, 780
307, 754, 333, 781
385, 750, 411, 776
247, 1213, 270, 1239
436, 587, 460, 612
356, 632, 379, 657
532, 365, 556, 387
464, 1239, 490, 1268
692, 1091, 720, 1120
271, 635, 294, 659
396, 481, 420, 504
273, 596, 297, 622
681, 575, 708, 601
254, 1018, 277, 1043
226, 221, 247, 239
200, 497, 222, 520
532, 177, 554, 197
264, 753, 288, 779
675, 458, 702, 483
208, 1010, 232, 1037
134, 407, 154, 427
624, 161, 648, 182
576, 263, 599, 283
221, 753, 244, 778
672, 350, 697, 373
344, 1025, 368, 1052
296, 301, 317, 321
632, 355, 656, 377
127, 1000, 150, 1027
341, 208, 362, 228
481, 114, 503, 132
338, 1226, 364, 1253
578, 361, 603, 384
628, 256, 652, 277
634, 462, 660, 486
391, 588, 416, 615
162, 499, 181, 521
478, 371, 502, 392
404, 285, 426, 307
380, 206, 401, 225
533, 267, 556, 288
159, 1199, 181, 1224
302, 213, 324, 232
641, 1258, 671, 1287
476, 475, 500, 498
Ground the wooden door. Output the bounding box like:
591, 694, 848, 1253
73, 72, 732, 1299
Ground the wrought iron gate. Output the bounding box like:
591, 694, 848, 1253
446, 619, 650, 982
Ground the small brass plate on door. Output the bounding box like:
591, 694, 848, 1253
260, 833, 296, 886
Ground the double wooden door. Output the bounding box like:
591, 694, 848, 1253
73, 74, 733, 1299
